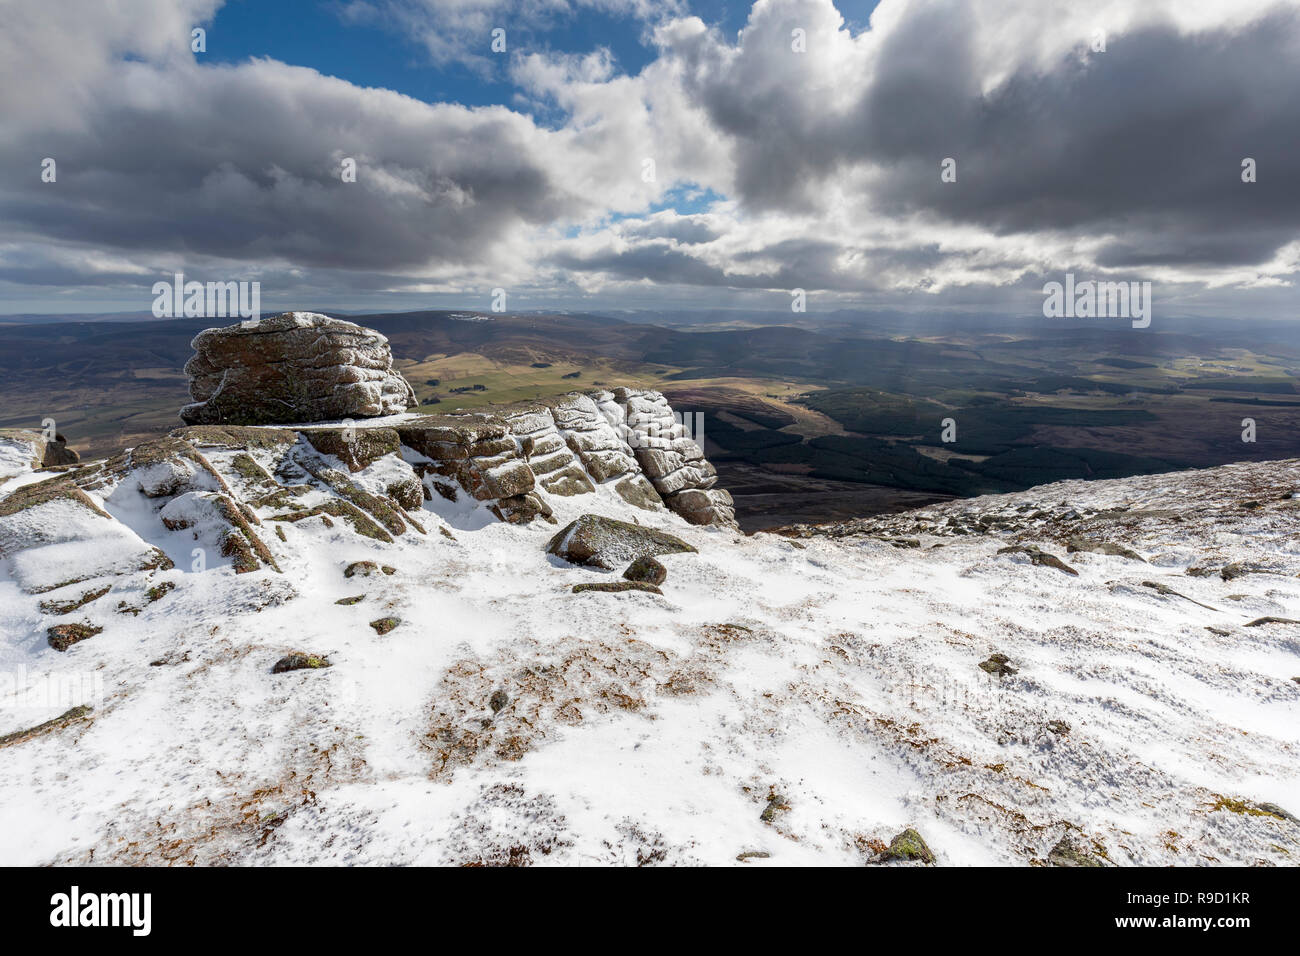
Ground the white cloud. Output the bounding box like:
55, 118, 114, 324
1, 0, 1298, 315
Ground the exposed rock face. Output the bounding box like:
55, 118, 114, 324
605, 388, 738, 529
180, 312, 416, 426
551, 392, 663, 510
397, 412, 550, 525
499, 401, 595, 498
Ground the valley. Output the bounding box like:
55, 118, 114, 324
1, 309, 1297, 530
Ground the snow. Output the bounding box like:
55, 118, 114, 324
0, 436, 39, 481
0, 456, 1298, 866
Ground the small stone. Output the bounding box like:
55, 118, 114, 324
623, 556, 667, 586
1047, 835, 1104, 867
272, 652, 331, 674
879, 828, 935, 864
979, 653, 1017, 677
489, 689, 509, 713
759, 793, 789, 824
344, 561, 380, 578
736, 851, 771, 862
370, 617, 400, 635
571, 581, 663, 595
335, 595, 365, 606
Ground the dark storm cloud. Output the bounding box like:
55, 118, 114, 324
670, 0, 1300, 273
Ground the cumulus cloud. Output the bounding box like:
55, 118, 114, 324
1, 0, 1298, 314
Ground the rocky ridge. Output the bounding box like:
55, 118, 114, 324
0, 384, 737, 616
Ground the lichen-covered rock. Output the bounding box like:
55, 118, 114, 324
878, 828, 935, 864
160, 491, 280, 573
344, 560, 393, 578
571, 581, 663, 595
172, 424, 300, 451
623, 555, 667, 585
272, 652, 331, 673
299, 426, 402, 473
546, 514, 696, 570
106, 436, 233, 499
1047, 835, 1105, 867
398, 412, 543, 520
180, 312, 416, 426
979, 652, 1017, 677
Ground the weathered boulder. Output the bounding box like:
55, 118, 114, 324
623, 555, 667, 585
546, 514, 696, 570
179, 312, 416, 426
605, 388, 738, 528
877, 828, 935, 864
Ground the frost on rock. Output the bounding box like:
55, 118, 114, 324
180, 312, 417, 426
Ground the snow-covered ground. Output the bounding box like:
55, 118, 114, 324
1, 454, 1298, 866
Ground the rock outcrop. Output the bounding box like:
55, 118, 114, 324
397, 412, 551, 525
0, 374, 737, 615
604, 388, 738, 529
180, 312, 416, 426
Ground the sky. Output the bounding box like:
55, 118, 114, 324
1, 0, 1299, 318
